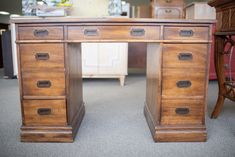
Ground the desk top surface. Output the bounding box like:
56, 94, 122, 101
10, 16, 215, 24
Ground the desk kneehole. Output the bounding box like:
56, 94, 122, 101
67, 25, 161, 41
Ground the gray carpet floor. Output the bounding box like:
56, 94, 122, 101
0, 68, 235, 157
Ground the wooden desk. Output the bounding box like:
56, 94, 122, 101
11, 17, 214, 142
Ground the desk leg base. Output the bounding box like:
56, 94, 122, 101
153, 128, 207, 142
20, 104, 85, 142
144, 104, 207, 142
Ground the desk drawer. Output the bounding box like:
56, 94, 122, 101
155, 8, 182, 19
162, 69, 205, 98
20, 44, 64, 69
156, 0, 184, 6
161, 99, 204, 125
23, 100, 67, 126
162, 44, 207, 69
164, 27, 209, 40
22, 71, 65, 96
68, 26, 160, 41
18, 26, 64, 40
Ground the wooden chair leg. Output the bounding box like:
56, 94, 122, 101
211, 94, 225, 119
211, 36, 226, 119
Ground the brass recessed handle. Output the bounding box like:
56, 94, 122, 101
34, 29, 49, 37
178, 53, 193, 61
165, 9, 172, 13
38, 108, 52, 115
35, 53, 49, 60
175, 108, 190, 115
84, 29, 99, 36
176, 80, 192, 88
179, 30, 194, 37
165, 0, 172, 3
130, 28, 145, 36
37, 80, 51, 88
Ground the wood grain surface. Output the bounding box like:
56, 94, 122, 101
18, 26, 64, 40
20, 43, 64, 69
23, 99, 67, 126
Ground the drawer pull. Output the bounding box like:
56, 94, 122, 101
165, 9, 172, 13
37, 80, 51, 88
34, 29, 49, 37
38, 108, 51, 115
179, 30, 194, 37
165, 0, 172, 3
84, 29, 98, 36
175, 108, 189, 115
177, 80, 192, 88
131, 28, 145, 36
35, 53, 49, 60
178, 53, 193, 61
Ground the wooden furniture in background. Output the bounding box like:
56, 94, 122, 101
150, 0, 185, 19
1, 31, 14, 78
128, 43, 146, 69
185, 2, 217, 80
0, 24, 9, 68
82, 43, 128, 86
0, 34, 3, 68
135, 5, 151, 18
209, 0, 235, 118
11, 17, 214, 142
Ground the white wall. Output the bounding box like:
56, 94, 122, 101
71, 0, 109, 17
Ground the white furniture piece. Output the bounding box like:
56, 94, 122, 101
81, 43, 128, 86
185, 2, 216, 19
10, 23, 18, 77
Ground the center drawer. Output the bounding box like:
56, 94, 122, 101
162, 69, 206, 98
68, 26, 160, 41
22, 71, 65, 96
20, 44, 64, 69
23, 99, 67, 126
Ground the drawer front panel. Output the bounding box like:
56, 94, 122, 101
162, 69, 206, 98
68, 26, 160, 40
164, 27, 209, 40
20, 44, 64, 69
156, 0, 184, 6
23, 100, 67, 126
18, 26, 64, 40
156, 8, 182, 19
22, 71, 65, 96
161, 99, 204, 125
162, 44, 207, 68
